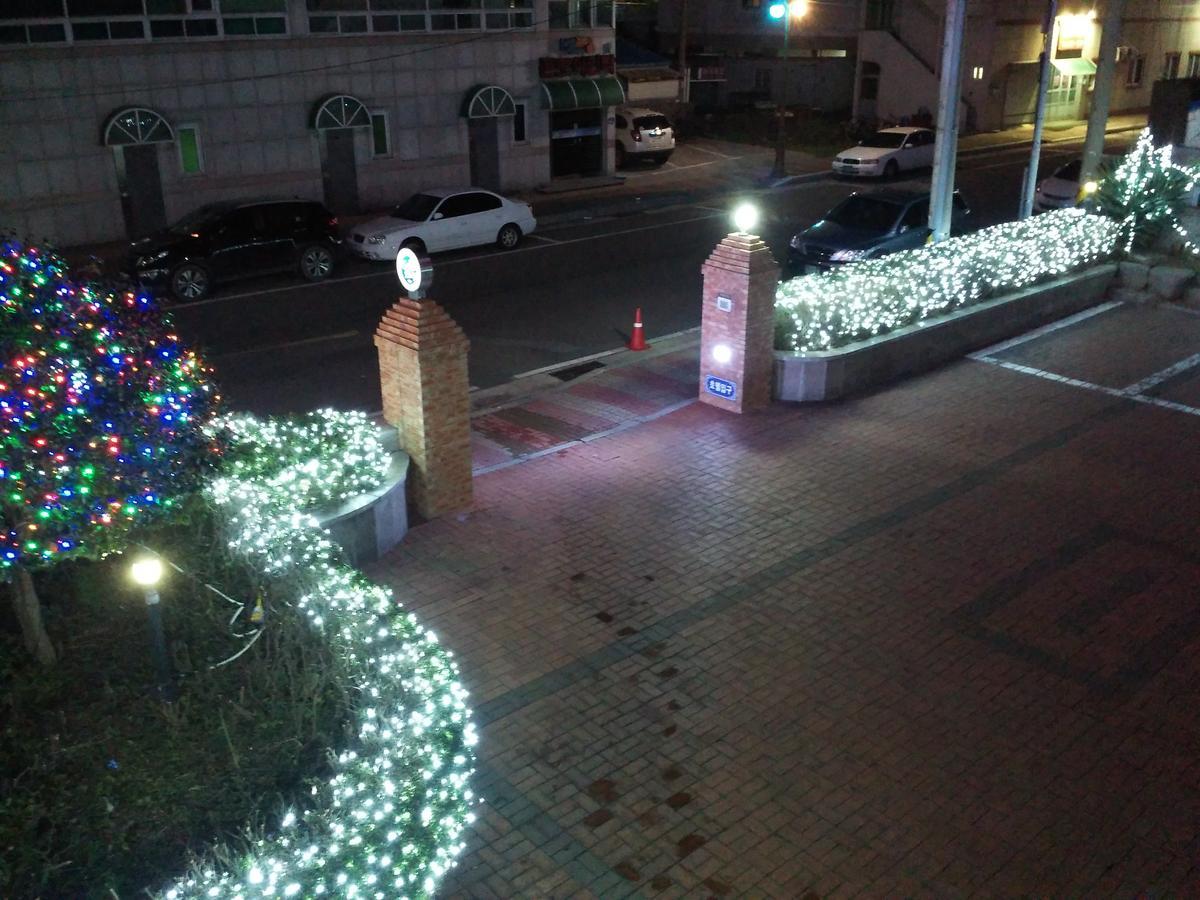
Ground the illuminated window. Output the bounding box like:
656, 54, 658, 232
177, 124, 203, 174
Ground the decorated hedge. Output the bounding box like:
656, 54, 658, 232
775, 208, 1119, 353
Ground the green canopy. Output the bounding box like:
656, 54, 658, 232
540, 76, 626, 110
1051, 57, 1097, 77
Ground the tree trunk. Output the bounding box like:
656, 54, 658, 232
10, 565, 55, 666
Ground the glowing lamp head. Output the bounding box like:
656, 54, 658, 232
768, 2, 786, 18
712, 343, 733, 364
130, 556, 163, 587
732, 202, 759, 234
1081, 180, 1098, 196
769, 0, 806, 18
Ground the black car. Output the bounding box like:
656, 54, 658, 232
125, 199, 341, 301
788, 188, 971, 273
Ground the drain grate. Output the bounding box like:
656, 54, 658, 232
549, 359, 606, 382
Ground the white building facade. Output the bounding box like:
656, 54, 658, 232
855, 0, 1199, 133
0, 0, 620, 246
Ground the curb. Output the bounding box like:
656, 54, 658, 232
958, 123, 1145, 157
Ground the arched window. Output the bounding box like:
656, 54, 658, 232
102, 106, 174, 146
312, 94, 371, 130
462, 85, 517, 118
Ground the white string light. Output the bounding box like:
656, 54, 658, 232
163, 409, 477, 900
776, 208, 1119, 353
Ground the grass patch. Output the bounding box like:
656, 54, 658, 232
0, 502, 352, 898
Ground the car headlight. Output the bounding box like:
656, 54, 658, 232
136, 249, 169, 266
830, 249, 869, 262
367, 234, 387, 245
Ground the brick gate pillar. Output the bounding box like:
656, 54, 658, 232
375, 297, 473, 518
699, 229, 781, 413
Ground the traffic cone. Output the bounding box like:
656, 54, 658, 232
628, 307, 649, 351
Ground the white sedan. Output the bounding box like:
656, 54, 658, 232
347, 188, 537, 260
831, 126, 936, 178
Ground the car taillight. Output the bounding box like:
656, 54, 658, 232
631, 128, 642, 142
328, 216, 339, 229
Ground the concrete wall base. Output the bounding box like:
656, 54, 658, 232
314, 429, 410, 567
774, 263, 1118, 402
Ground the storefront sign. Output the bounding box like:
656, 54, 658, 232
395, 247, 433, 299
551, 126, 602, 139
539, 54, 615, 79
705, 375, 737, 399
558, 36, 595, 55
716, 295, 733, 312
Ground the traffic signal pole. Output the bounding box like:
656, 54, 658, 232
1080, 0, 1126, 188
1019, 0, 1059, 220
928, 0, 967, 243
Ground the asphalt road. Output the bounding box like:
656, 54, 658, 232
170, 133, 1138, 417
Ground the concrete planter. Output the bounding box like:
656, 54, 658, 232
774, 263, 1117, 402
313, 430, 410, 567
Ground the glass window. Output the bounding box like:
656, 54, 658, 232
72, 21, 110, 40
370, 111, 390, 157
0, 1, 65, 18
29, 23, 67, 41
307, 0, 367, 8
151, 18, 186, 36
185, 17, 218, 34
1163, 52, 1181, 80
430, 13, 453, 28
109, 20, 146, 39
68, 0, 142, 14
399, 14, 424, 29
309, 14, 338, 30
594, 0, 613, 27
513, 103, 526, 141
372, 14, 399, 29
548, 0, 568, 28
826, 196, 903, 232
222, 0, 286, 11
146, 0, 188, 12
1126, 54, 1144, 87
391, 193, 441, 221
900, 199, 929, 229
178, 124, 203, 174
1189, 53, 1200, 79
223, 15, 254, 33
0, 25, 24, 42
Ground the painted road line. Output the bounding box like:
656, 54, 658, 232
686, 144, 740, 159
1120, 350, 1200, 396
525, 233, 561, 244
972, 355, 1200, 418
211, 329, 360, 359
180, 211, 730, 308
623, 159, 721, 177
968, 301, 1121, 359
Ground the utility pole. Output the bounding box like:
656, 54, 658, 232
928, 0, 968, 243
772, 8, 793, 178
677, 0, 690, 104
1080, 0, 1126, 188
1019, 0, 1059, 219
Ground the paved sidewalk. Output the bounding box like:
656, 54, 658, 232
371, 297, 1200, 898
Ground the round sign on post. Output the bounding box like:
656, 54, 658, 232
395, 247, 433, 299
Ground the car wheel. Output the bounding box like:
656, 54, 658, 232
883, 159, 899, 179
401, 238, 426, 255
170, 263, 210, 301
299, 244, 335, 281
616, 144, 626, 168
497, 223, 522, 250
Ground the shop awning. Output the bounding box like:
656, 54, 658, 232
1052, 57, 1097, 77
541, 76, 626, 110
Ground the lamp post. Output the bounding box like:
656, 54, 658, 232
769, 0, 808, 179
130, 555, 176, 702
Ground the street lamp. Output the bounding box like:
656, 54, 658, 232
732, 202, 760, 234
130, 554, 176, 702
768, 0, 808, 179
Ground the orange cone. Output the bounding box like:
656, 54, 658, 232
628, 307, 649, 351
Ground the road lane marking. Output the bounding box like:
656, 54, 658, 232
212, 329, 361, 359
183, 211, 730, 306
1120, 350, 1200, 396
623, 160, 721, 177
686, 144, 739, 159
526, 234, 561, 244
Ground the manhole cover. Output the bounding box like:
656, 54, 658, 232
550, 359, 606, 382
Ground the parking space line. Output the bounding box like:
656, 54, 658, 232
686, 144, 739, 159
1120, 350, 1200, 396
971, 354, 1200, 418
525, 234, 561, 244
968, 301, 1121, 358
212, 329, 361, 359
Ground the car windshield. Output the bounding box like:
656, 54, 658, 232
634, 115, 671, 130
168, 203, 230, 234
860, 131, 907, 149
824, 196, 904, 232
1054, 160, 1082, 181
391, 193, 441, 221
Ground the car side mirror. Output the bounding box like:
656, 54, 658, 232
432, 212, 444, 220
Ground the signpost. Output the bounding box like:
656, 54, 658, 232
395, 247, 433, 299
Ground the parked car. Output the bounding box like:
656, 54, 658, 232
347, 188, 536, 261
125, 199, 340, 301
831, 126, 936, 178
788, 188, 971, 273
615, 107, 675, 167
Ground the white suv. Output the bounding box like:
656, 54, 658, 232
615, 107, 675, 168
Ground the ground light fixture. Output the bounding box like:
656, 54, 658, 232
712, 343, 734, 364
129, 554, 177, 702
733, 202, 759, 234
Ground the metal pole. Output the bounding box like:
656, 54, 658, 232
1081, 0, 1126, 187
928, 0, 968, 242
1019, 0, 1059, 220
772, 12, 791, 178
677, 0, 690, 104
144, 587, 177, 701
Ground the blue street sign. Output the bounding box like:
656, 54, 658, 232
705, 375, 737, 399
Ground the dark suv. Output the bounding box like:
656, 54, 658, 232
125, 199, 341, 301
788, 188, 971, 273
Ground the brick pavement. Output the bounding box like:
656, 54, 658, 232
369, 299, 1200, 898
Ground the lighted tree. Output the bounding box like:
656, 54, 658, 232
1094, 127, 1199, 254
0, 237, 220, 665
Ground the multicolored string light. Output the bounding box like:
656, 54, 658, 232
0, 237, 219, 566
775, 208, 1119, 353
